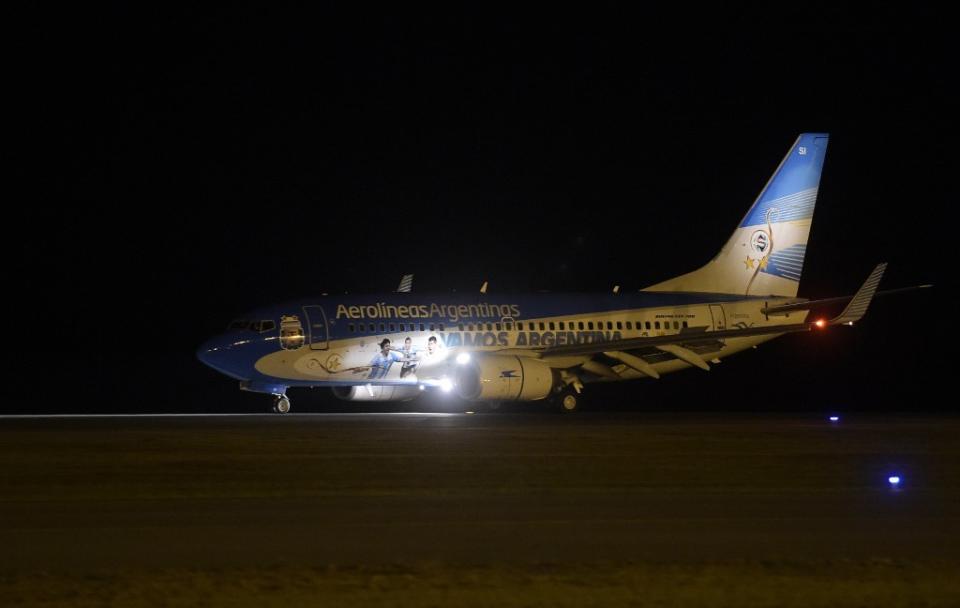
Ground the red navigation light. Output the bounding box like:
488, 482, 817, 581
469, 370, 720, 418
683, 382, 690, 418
814, 319, 827, 329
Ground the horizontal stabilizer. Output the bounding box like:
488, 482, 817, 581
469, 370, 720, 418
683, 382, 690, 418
762, 284, 931, 315
829, 263, 886, 326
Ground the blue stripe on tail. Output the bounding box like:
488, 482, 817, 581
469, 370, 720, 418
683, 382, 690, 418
740, 133, 829, 228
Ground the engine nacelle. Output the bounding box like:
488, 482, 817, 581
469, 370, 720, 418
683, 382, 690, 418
455, 355, 554, 401
331, 385, 422, 402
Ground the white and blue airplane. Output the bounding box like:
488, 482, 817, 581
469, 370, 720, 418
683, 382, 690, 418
197, 133, 915, 413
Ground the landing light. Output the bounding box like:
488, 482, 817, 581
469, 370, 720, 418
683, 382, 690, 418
439, 377, 454, 393
814, 319, 827, 329
456, 353, 471, 365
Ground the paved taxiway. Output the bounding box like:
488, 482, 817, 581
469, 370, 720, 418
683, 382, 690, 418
2, 411, 958, 574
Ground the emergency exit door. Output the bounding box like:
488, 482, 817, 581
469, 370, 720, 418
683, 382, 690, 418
709, 304, 726, 331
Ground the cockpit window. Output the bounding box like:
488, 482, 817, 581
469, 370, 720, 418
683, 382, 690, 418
228, 319, 276, 333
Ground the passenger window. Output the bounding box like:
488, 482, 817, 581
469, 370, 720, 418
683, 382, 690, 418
506, 322, 513, 330
683, 321, 688, 328
559, 321, 565, 330
626, 321, 632, 330
399, 323, 405, 331
459, 323, 464, 331
674, 321, 680, 329
539, 322, 545, 331
389, 323, 395, 332
588, 322, 594, 330
348, 323, 355, 333
655, 321, 661, 329
487, 323, 493, 331
578, 322, 584, 330
645, 321, 651, 330
439, 324, 445, 331
420, 324, 425, 331
496, 323, 502, 331
549, 322, 555, 330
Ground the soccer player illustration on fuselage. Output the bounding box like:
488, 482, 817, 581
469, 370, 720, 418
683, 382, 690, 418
415, 335, 444, 370
367, 338, 404, 380
398, 337, 420, 379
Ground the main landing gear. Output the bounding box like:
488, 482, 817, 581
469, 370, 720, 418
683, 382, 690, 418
272, 394, 291, 414
554, 388, 581, 413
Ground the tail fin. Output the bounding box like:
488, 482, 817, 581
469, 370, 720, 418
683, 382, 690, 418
644, 133, 830, 297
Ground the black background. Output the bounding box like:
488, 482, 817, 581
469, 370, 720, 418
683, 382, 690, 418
13, 5, 947, 413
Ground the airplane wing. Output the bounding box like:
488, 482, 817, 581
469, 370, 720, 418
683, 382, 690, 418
534, 263, 889, 374
396, 274, 414, 293
827, 262, 886, 325
538, 320, 811, 359
762, 282, 929, 317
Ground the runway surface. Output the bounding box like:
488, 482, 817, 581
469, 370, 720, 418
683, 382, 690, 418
2, 412, 959, 605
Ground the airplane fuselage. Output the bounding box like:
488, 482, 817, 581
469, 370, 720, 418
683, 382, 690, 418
196, 134, 861, 413
198, 292, 808, 402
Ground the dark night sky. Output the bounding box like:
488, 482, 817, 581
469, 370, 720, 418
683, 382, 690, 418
13, 5, 948, 413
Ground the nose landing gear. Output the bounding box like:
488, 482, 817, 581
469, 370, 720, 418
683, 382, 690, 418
272, 394, 291, 414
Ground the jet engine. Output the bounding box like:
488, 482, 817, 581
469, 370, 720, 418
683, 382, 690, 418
455, 355, 554, 401
331, 385, 422, 402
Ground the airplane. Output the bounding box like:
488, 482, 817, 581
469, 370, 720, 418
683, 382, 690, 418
196, 133, 926, 413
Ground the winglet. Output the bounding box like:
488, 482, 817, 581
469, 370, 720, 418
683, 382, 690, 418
829, 263, 886, 326
397, 274, 414, 293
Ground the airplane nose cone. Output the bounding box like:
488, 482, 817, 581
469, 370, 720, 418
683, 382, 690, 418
196, 336, 240, 377
196, 338, 219, 367
197, 341, 210, 365
197, 333, 256, 381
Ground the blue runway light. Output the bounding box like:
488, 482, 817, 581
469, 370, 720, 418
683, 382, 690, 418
829, 415, 840, 422
888, 475, 901, 486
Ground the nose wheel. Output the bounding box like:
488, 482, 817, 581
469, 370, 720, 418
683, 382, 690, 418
272, 394, 291, 414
